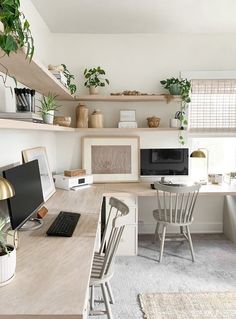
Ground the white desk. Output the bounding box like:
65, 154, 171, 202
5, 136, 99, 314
0, 182, 235, 318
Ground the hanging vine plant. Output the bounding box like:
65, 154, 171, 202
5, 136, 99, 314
0, 0, 34, 91
0, 0, 34, 58
160, 77, 191, 145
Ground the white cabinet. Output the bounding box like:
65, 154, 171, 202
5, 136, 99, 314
105, 195, 138, 256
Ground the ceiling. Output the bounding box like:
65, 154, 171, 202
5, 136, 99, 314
31, 0, 236, 34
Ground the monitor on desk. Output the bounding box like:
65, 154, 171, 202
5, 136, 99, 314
140, 148, 189, 176
3, 160, 44, 230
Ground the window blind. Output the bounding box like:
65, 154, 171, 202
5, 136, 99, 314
189, 79, 236, 132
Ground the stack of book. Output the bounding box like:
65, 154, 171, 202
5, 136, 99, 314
0, 112, 43, 123
50, 71, 67, 87
118, 110, 138, 128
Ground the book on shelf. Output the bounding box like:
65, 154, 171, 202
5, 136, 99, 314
0, 112, 43, 123
49, 70, 67, 87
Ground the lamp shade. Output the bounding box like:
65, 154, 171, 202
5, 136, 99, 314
0, 176, 15, 200
190, 150, 206, 158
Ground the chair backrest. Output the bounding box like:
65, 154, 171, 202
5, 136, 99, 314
154, 182, 201, 225
99, 196, 130, 278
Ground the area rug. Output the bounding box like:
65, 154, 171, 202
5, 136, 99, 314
138, 292, 236, 319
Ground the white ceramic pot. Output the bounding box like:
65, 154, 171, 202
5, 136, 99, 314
0, 245, 16, 286
89, 86, 99, 95
42, 110, 54, 124
170, 118, 181, 128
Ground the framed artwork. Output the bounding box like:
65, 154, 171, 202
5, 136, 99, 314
22, 147, 55, 201
82, 136, 139, 182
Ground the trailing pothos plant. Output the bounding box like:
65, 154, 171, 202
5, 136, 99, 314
61, 64, 77, 95
160, 77, 191, 145
0, 0, 34, 92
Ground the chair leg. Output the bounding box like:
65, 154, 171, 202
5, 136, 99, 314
186, 226, 195, 262
153, 222, 160, 243
101, 283, 113, 319
159, 225, 166, 262
105, 281, 115, 304
90, 285, 95, 310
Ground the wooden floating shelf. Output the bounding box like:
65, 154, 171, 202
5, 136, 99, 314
0, 119, 75, 132
0, 50, 74, 101
75, 127, 180, 132
0, 119, 181, 133
75, 94, 182, 102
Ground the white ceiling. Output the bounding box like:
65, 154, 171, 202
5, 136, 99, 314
31, 0, 236, 34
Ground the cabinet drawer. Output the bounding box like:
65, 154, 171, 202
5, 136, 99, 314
117, 225, 137, 256
106, 206, 137, 224
106, 195, 137, 207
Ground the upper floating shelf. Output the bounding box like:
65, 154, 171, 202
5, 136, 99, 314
0, 50, 74, 100
75, 94, 182, 102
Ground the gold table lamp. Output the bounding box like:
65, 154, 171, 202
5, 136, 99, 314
0, 176, 15, 200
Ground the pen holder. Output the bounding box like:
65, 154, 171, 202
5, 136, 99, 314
15, 88, 35, 112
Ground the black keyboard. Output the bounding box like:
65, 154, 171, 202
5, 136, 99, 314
46, 211, 81, 237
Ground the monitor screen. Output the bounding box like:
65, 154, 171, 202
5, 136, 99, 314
140, 148, 189, 176
3, 160, 44, 230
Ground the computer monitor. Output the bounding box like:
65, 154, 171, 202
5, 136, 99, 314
140, 148, 189, 176
3, 160, 44, 230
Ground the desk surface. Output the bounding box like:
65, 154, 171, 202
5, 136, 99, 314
0, 182, 235, 318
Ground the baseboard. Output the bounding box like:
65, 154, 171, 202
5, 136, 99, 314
138, 222, 223, 234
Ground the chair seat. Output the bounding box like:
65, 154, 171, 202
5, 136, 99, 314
153, 209, 193, 225
90, 252, 114, 286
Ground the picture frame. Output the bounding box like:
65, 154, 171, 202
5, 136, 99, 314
82, 136, 140, 182
22, 147, 55, 201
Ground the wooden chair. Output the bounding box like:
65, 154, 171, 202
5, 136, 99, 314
153, 182, 201, 262
89, 196, 130, 319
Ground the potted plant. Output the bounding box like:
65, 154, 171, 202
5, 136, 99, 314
0, 0, 34, 91
38, 93, 60, 124
160, 77, 191, 144
84, 66, 109, 94
0, 218, 16, 286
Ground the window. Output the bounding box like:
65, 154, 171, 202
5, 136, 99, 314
189, 79, 236, 132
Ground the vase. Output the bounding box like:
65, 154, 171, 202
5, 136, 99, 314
90, 109, 104, 128
76, 103, 89, 128
42, 110, 54, 124
89, 86, 99, 95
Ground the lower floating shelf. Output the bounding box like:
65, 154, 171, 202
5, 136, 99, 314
0, 119, 75, 132
0, 119, 181, 133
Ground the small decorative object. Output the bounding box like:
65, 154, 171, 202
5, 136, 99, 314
53, 116, 71, 127
0, 177, 16, 286
208, 174, 223, 185
84, 66, 109, 95
90, 109, 104, 128
37, 93, 60, 125
120, 110, 136, 122
64, 169, 86, 177
48, 64, 77, 94
111, 90, 149, 96
147, 116, 160, 128
48, 64, 64, 72
82, 136, 139, 182
118, 122, 138, 128
76, 103, 89, 128
22, 147, 56, 201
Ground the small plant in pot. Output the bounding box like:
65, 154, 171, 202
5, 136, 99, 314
0, 218, 16, 286
38, 93, 60, 125
84, 66, 109, 94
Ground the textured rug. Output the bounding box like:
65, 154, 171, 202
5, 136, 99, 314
138, 292, 236, 319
